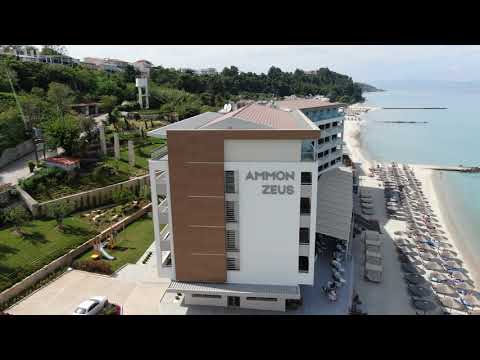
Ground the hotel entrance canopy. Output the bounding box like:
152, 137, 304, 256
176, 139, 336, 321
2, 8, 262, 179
316, 167, 353, 242
167, 281, 301, 299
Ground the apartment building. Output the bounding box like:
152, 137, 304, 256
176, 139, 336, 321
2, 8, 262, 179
147, 99, 352, 312
1, 46, 79, 66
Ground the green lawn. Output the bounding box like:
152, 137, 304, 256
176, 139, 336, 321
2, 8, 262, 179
77, 217, 160, 272
0, 216, 95, 293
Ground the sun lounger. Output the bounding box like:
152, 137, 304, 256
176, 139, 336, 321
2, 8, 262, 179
365, 239, 382, 247
366, 250, 382, 258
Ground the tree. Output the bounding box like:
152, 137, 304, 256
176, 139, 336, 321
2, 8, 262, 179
78, 115, 96, 139
5, 206, 30, 237
42, 114, 82, 155
47, 82, 74, 116
40, 45, 67, 56
45, 201, 74, 230
99, 95, 118, 115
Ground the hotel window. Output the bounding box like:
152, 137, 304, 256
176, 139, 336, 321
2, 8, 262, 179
225, 171, 236, 193
333, 121, 338, 127
325, 136, 330, 143
324, 150, 329, 156
331, 146, 337, 153
226, 230, 238, 251
246, 297, 277, 302
318, 152, 324, 158
299, 228, 310, 244
301, 172, 312, 185
227, 257, 240, 271
325, 123, 331, 129
318, 138, 324, 145
319, 124, 325, 130
299, 256, 309, 273
225, 201, 237, 223
300, 197, 311, 215
192, 294, 222, 299
331, 160, 336, 166
332, 134, 338, 140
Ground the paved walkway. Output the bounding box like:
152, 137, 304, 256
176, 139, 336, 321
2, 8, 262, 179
0, 145, 56, 185
7, 270, 168, 315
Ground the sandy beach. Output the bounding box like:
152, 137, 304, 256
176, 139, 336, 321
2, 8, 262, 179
344, 116, 478, 314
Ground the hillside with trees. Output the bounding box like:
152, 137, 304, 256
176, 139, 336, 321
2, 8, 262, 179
0, 51, 365, 156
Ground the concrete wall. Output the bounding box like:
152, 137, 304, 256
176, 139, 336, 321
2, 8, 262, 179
224, 140, 301, 162
225, 161, 317, 286
183, 293, 286, 312
20, 174, 150, 218
0, 203, 151, 307
0, 140, 35, 169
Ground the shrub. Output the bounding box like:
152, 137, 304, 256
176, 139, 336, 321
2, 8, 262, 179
112, 188, 135, 204
27, 161, 36, 173
19, 166, 67, 194
72, 259, 113, 275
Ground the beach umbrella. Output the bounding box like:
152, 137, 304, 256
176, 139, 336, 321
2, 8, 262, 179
432, 284, 459, 298
413, 299, 437, 312
424, 262, 445, 272
429, 272, 448, 283
439, 297, 466, 312
419, 253, 438, 262
443, 258, 463, 266
444, 261, 465, 271
405, 274, 427, 285
450, 271, 471, 282
408, 284, 433, 298
440, 250, 458, 260
399, 255, 422, 266
461, 295, 480, 308
403, 264, 426, 275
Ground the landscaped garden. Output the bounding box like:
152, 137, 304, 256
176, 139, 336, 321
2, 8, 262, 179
0, 214, 95, 293
19, 136, 165, 202
76, 216, 159, 272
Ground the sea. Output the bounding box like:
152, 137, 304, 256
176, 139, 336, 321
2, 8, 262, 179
360, 80, 480, 273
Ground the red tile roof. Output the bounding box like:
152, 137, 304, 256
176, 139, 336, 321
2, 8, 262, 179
45, 156, 80, 166
276, 99, 343, 110
202, 104, 310, 130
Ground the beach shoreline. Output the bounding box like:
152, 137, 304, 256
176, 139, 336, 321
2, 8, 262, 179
344, 114, 478, 314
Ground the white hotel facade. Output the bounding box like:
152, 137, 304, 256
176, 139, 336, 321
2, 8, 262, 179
148, 99, 352, 312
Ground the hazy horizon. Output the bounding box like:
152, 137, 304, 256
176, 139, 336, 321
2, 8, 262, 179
59, 45, 480, 84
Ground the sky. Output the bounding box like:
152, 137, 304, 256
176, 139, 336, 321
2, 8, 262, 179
63, 45, 480, 83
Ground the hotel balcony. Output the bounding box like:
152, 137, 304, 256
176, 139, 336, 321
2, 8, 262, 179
158, 198, 169, 224
159, 225, 171, 252
313, 114, 345, 125
156, 172, 167, 196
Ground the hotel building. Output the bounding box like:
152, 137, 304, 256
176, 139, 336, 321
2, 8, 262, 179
148, 99, 353, 312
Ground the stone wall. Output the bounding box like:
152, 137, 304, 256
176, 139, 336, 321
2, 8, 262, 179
18, 174, 150, 218
0, 140, 35, 169
0, 203, 152, 307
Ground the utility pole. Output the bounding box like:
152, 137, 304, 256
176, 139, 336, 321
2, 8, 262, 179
2, 61, 40, 163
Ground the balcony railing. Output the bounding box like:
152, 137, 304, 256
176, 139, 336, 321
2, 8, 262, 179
301, 151, 315, 162
151, 145, 168, 160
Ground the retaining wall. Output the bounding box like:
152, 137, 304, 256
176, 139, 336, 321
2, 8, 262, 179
0, 140, 35, 169
0, 203, 152, 306
19, 174, 150, 218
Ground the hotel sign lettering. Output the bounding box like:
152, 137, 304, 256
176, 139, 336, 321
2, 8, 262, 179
245, 170, 295, 195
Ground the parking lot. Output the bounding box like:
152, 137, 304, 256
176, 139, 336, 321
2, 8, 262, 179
7, 269, 169, 315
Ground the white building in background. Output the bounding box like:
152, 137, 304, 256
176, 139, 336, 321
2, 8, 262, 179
0, 45, 79, 66
133, 60, 153, 78
147, 99, 353, 313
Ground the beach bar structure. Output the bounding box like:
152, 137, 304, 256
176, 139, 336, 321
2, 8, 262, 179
147, 99, 353, 312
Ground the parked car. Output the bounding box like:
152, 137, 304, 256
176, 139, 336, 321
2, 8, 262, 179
72, 296, 108, 315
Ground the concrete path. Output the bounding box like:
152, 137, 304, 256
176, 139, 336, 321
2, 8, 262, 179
0, 144, 56, 185
7, 269, 168, 315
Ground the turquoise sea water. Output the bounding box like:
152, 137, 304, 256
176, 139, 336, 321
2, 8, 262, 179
361, 81, 480, 269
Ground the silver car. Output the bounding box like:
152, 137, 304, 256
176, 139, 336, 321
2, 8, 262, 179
72, 296, 108, 315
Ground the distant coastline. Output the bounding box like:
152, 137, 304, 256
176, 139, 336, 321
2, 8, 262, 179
356, 82, 385, 93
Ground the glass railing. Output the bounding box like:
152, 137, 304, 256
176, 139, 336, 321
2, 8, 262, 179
301, 151, 315, 161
